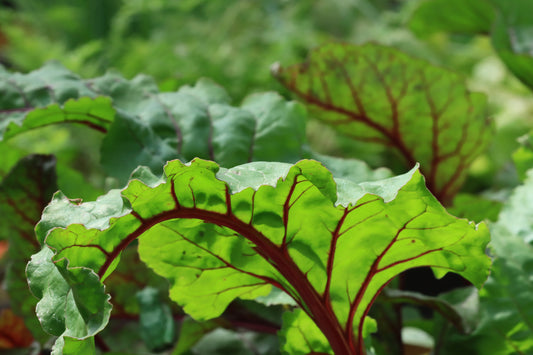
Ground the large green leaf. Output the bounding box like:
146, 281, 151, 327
490, 0, 533, 91
0, 154, 57, 343
30, 158, 490, 353
273, 42, 492, 204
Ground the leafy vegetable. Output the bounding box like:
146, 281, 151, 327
273, 42, 492, 204
29, 158, 490, 353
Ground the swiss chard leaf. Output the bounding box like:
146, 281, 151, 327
273, 42, 492, 204
30, 158, 490, 353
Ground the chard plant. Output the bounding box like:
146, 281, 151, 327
2, 3, 533, 350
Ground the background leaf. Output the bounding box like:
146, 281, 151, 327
409, 0, 494, 37
273, 42, 492, 204
490, 0, 533, 91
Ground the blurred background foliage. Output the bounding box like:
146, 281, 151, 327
1, 0, 532, 197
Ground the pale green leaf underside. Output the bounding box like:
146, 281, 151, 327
32, 158, 490, 352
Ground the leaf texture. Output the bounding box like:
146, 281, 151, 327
273, 42, 492, 203
0, 63, 310, 182
30, 158, 490, 353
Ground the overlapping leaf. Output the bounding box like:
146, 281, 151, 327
0, 63, 311, 182
30, 158, 490, 353
0, 154, 57, 343
273, 43, 492, 204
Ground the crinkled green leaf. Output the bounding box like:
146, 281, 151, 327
0, 62, 99, 139
273, 43, 492, 204
26, 247, 112, 344
34, 158, 490, 353
0, 63, 312, 182
0, 154, 57, 343
409, 0, 494, 37
490, 0, 533, 91
136, 287, 176, 352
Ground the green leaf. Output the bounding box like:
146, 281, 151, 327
273, 42, 492, 204
26, 247, 112, 345
171, 317, 219, 355
307, 152, 392, 183
33, 158, 490, 353
0, 154, 57, 343
448, 193, 502, 223
409, 0, 494, 37
0, 144, 28, 179
279, 309, 332, 354
51, 336, 95, 355
513, 132, 533, 181
436, 170, 533, 353
2, 97, 114, 140
1, 64, 310, 183
136, 287, 176, 352
0, 62, 99, 139
490, 0, 533, 91
496, 169, 533, 244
